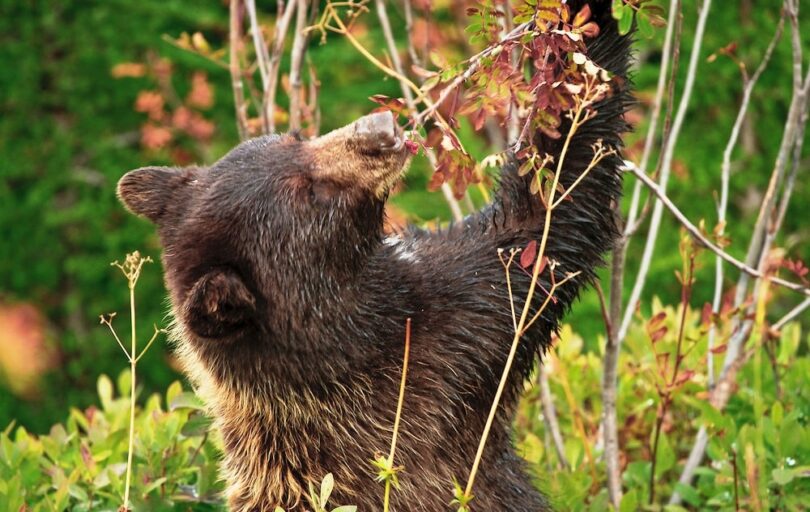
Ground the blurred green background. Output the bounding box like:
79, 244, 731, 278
0, 0, 807, 433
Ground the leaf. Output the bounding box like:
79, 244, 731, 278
169, 392, 205, 411
649, 326, 668, 343
97, 375, 113, 411
772, 468, 796, 486
572, 4, 591, 28
181, 411, 212, 437
320, 473, 334, 508
521, 241, 538, 269
611, 0, 625, 20
618, 7, 634, 35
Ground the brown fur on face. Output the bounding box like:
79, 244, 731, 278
117, 5, 632, 508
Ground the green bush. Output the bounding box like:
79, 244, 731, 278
2, 311, 806, 510
0, 372, 222, 511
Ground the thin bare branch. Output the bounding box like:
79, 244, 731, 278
265, 0, 298, 132
708, 9, 786, 386
289, 0, 310, 131
373, 0, 464, 221
603, 2, 680, 505
623, 0, 681, 238
774, 297, 810, 331
229, 0, 249, 140
625, 162, 810, 298
538, 363, 570, 470
414, 21, 532, 125
619, 0, 712, 343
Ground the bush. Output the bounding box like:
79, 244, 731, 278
0, 372, 222, 511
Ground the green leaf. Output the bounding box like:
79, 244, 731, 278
117, 369, 132, 398
771, 401, 784, 426
97, 374, 114, 410
181, 411, 212, 437
166, 380, 184, 408
169, 392, 205, 411
637, 10, 654, 38
619, 489, 638, 512
331, 507, 357, 512
320, 473, 334, 508
655, 432, 675, 476
611, 0, 625, 20
772, 468, 796, 486
673, 482, 701, 506
618, 7, 633, 35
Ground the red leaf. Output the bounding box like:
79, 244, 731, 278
673, 370, 695, 387
521, 240, 538, 269
701, 302, 713, 327
709, 344, 728, 354
648, 311, 667, 329
649, 326, 668, 344
573, 4, 592, 28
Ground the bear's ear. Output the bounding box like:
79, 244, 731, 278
183, 268, 257, 339
117, 166, 182, 223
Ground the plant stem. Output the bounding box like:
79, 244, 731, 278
382, 318, 411, 512
619, 0, 712, 342
463, 104, 585, 501
123, 283, 137, 510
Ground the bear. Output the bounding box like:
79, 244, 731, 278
117, 1, 631, 510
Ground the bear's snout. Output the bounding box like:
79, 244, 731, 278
352, 111, 404, 152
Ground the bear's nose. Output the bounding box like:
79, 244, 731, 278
353, 111, 403, 151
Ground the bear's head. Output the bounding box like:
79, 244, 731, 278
117, 111, 411, 356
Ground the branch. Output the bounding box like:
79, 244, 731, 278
538, 362, 570, 470
289, 0, 310, 131
602, 2, 681, 505
623, 0, 681, 238
618, 0, 712, 342
374, 0, 464, 221
265, 0, 298, 132
229, 0, 249, 140
708, 8, 785, 386
625, 162, 810, 298
414, 21, 531, 125
774, 297, 810, 331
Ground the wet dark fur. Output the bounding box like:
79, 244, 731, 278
117, 2, 631, 510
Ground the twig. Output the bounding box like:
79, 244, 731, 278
625, 163, 810, 297
622, 0, 681, 238
245, 0, 272, 131
464, 79, 605, 501
618, 0, 712, 342
229, 0, 249, 139
374, 0, 464, 221
649, 247, 695, 505
602, 4, 679, 499
289, 0, 309, 131
708, 8, 785, 387
773, 297, 810, 331
538, 363, 569, 470
265, 0, 298, 132
414, 22, 531, 126
670, 5, 810, 502
732, 0, 806, 314
402, 0, 421, 67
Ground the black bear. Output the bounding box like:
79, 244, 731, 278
117, 1, 631, 509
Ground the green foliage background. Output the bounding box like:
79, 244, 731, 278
0, 0, 808, 508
